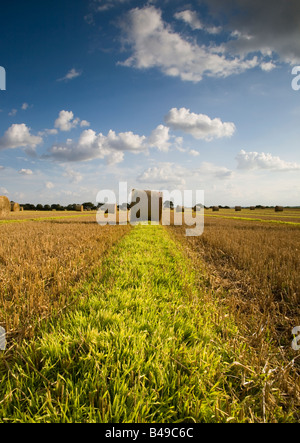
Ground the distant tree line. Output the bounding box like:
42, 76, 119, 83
21, 202, 103, 211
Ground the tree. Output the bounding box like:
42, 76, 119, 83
83, 202, 96, 210
164, 200, 174, 209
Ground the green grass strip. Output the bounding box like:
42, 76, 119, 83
204, 214, 300, 226
0, 225, 247, 423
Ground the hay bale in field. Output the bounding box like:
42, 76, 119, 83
235, 206, 242, 212
250, 206, 255, 211
100, 204, 116, 215
176, 205, 185, 213
275, 206, 284, 212
75, 205, 84, 212
10, 201, 20, 212
212, 206, 219, 212
0, 196, 10, 216
130, 189, 163, 223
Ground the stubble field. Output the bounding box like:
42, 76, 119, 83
0, 209, 299, 422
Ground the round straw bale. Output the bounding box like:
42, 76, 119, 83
275, 206, 284, 212
130, 189, 162, 222
10, 201, 20, 212
235, 206, 242, 212
0, 196, 10, 216
212, 206, 219, 212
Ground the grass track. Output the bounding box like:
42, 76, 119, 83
0, 225, 252, 423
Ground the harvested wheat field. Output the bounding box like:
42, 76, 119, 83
0, 212, 299, 423
168, 215, 300, 422
0, 216, 131, 343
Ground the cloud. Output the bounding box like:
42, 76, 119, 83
137, 161, 233, 187
164, 107, 236, 141
174, 10, 204, 31
57, 68, 82, 82
260, 61, 276, 72
38, 128, 58, 136
90, 0, 131, 13
45, 181, 55, 189
54, 110, 80, 132
80, 120, 90, 128
236, 150, 300, 171
46, 120, 176, 164
8, 109, 17, 117
196, 162, 233, 179
147, 125, 171, 152
21, 103, 29, 110
174, 9, 221, 34
47, 128, 147, 164
137, 163, 187, 186
119, 6, 260, 82
0, 124, 43, 151
54, 111, 91, 132
203, 0, 300, 65
18, 169, 33, 176
63, 167, 83, 184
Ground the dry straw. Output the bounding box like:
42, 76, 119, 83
130, 189, 163, 223
0, 196, 10, 216
10, 201, 20, 212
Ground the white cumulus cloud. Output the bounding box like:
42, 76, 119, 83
18, 169, 33, 176
119, 6, 259, 83
0, 124, 43, 151
236, 150, 300, 171
148, 125, 171, 152
164, 107, 236, 141
54, 110, 80, 132
47, 128, 147, 164
174, 10, 204, 30
57, 68, 82, 82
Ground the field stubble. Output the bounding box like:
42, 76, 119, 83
168, 215, 300, 420
0, 216, 131, 344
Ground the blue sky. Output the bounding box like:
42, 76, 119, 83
0, 0, 300, 206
